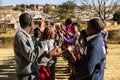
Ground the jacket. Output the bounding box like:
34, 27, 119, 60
14, 31, 45, 74
70, 34, 106, 80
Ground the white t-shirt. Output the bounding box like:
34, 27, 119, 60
39, 39, 55, 66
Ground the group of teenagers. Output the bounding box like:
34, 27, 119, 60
14, 12, 108, 80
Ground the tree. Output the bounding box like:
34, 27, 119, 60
13, 5, 24, 12
58, 1, 77, 19
79, 0, 119, 23
43, 5, 53, 14
113, 10, 120, 24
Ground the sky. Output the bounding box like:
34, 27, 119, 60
0, 0, 73, 6
0, 0, 119, 6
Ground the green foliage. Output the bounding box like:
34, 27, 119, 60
13, 5, 24, 12
58, 1, 77, 19
113, 10, 120, 24
43, 6, 52, 14
107, 29, 120, 44
43, 5, 54, 14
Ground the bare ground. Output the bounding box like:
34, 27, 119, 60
104, 44, 120, 80
0, 44, 120, 80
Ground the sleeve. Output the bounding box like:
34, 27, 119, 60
63, 35, 74, 44
36, 40, 49, 57
70, 46, 104, 80
18, 36, 43, 63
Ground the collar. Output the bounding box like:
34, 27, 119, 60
86, 33, 100, 41
18, 27, 32, 40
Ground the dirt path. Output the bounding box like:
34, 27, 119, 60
0, 44, 120, 80
0, 49, 16, 80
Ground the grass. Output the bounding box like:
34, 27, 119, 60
104, 44, 120, 80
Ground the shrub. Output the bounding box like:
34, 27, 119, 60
0, 37, 14, 48
108, 29, 120, 44
113, 10, 120, 24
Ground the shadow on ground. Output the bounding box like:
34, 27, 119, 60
0, 57, 16, 80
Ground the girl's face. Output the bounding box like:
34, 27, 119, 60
72, 26, 79, 34
44, 21, 50, 27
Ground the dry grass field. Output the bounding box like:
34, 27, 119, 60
0, 44, 120, 80
104, 44, 120, 80
0, 28, 16, 37
106, 25, 120, 30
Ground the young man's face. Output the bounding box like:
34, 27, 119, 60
86, 23, 96, 36
29, 21, 34, 33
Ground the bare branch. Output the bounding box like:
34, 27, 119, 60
91, 0, 99, 11
78, 0, 119, 22
79, 0, 92, 10
79, 0, 88, 5
108, 0, 114, 10
84, 0, 90, 5
112, 0, 119, 12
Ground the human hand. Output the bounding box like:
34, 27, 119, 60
43, 51, 50, 58
61, 45, 67, 50
76, 43, 80, 50
75, 34, 80, 40
67, 45, 74, 52
58, 30, 64, 37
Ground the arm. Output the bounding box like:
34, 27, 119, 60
63, 32, 75, 44
63, 36, 74, 44
67, 46, 76, 62
69, 51, 76, 62
18, 36, 42, 63
52, 50, 66, 57
48, 47, 58, 57
58, 30, 74, 44
48, 46, 66, 57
